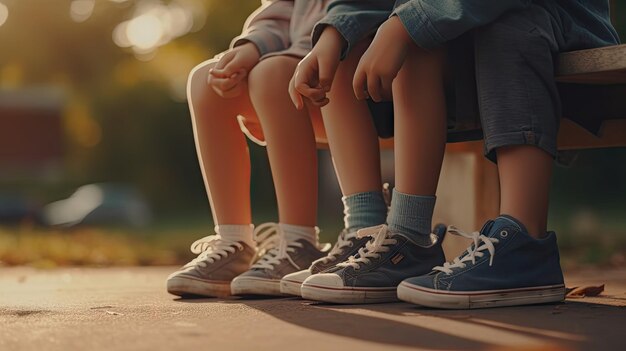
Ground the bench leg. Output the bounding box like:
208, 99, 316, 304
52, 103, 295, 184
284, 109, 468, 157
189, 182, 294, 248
434, 142, 500, 260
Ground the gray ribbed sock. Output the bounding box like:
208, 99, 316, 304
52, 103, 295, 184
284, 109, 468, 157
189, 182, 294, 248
387, 188, 436, 242
342, 191, 388, 232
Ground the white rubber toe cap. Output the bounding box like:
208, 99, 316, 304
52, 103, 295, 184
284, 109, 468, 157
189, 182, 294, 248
302, 273, 345, 288
282, 269, 312, 284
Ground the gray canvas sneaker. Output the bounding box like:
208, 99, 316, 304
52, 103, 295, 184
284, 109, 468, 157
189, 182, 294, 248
282, 223, 447, 297
231, 223, 330, 296
167, 235, 256, 297
301, 224, 446, 304
280, 229, 372, 296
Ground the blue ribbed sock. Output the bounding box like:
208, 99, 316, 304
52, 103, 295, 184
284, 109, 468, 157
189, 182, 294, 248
387, 188, 436, 243
342, 191, 388, 232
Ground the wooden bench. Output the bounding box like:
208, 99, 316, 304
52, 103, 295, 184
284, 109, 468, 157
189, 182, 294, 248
315, 44, 626, 258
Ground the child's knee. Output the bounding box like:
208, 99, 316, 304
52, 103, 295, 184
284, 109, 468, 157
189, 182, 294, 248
406, 44, 446, 72
394, 45, 446, 89
187, 60, 217, 101
248, 57, 296, 100
334, 40, 369, 81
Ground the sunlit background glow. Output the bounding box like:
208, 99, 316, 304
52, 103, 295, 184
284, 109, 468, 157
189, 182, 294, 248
70, 0, 95, 23
0, 2, 9, 28
113, 0, 203, 56
125, 13, 164, 51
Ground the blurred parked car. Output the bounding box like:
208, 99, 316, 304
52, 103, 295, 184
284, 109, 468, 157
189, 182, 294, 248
43, 183, 152, 228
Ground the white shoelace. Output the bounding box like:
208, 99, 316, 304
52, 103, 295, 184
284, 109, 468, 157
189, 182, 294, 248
314, 230, 358, 266
251, 223, 304, 271
433, 226, 499, 275
185, 235, 243, 268
337, 224, 397, 270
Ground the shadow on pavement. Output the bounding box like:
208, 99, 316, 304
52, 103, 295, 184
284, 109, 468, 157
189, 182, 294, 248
226, 298, 625, 350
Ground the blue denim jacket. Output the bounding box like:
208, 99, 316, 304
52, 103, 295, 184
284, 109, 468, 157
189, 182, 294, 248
314, 0, 619, 58
313, 0, 396, 58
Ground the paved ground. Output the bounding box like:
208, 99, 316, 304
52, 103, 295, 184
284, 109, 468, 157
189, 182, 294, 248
1, 267, 625, 351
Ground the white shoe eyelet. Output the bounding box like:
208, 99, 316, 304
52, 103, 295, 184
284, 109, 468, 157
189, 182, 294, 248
500, 230, 509, 238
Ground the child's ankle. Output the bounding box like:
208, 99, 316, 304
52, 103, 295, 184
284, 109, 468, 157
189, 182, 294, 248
280, 223, 319, 245
216, 224, 255, 247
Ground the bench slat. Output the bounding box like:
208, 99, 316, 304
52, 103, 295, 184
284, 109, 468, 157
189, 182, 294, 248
557, 44, 626, 84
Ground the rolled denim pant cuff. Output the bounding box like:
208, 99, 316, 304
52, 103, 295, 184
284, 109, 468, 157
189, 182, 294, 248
483, 130, 558, 163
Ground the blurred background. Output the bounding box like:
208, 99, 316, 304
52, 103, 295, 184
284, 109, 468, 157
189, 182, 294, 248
0, 0, 624, 269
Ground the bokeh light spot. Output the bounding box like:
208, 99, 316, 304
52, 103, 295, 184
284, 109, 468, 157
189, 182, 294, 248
0, 3, 9, 28
112, 1, 205, 56
70, 0, 95, 23
126, 14, 164, 51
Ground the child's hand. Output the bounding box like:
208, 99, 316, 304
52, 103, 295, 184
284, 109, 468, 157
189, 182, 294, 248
207, 69, 247, 98
208, 43, 260, 98
289, 27, 345, 109
353, 16, 413, 102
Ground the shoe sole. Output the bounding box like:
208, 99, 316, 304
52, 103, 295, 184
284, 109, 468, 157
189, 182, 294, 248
280, 278, 304, 297
397, 282, 566, 309
230, 276, 285, 296
301, 283, 398, 304
167, 276, 231, 297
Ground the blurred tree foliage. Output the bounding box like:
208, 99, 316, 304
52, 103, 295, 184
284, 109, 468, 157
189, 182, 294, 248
0, 0, 269, 218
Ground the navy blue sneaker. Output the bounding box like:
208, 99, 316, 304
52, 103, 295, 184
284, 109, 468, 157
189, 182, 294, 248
301, 224, 446, 304
397, 215, 566, 309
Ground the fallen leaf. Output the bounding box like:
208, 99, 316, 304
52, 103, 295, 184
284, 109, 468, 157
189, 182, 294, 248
565, 287, 577, 295
566, 284, 605, 298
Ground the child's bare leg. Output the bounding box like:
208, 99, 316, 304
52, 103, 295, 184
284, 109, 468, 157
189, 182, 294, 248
167, 61, 260, 298
388, 45, 447, 239
187, 61, 257, 226
497, 145, 552, 237
299, 44, 448, 304
324, 41, 383, 196
248, 56, 318, 227
323, 41, 388, 231
393, 45, 447, 196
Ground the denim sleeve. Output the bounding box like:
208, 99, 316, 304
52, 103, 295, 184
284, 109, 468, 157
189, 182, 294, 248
231, 0, 293, 57
393, 0, 531, 49
313, 0, 396, 59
